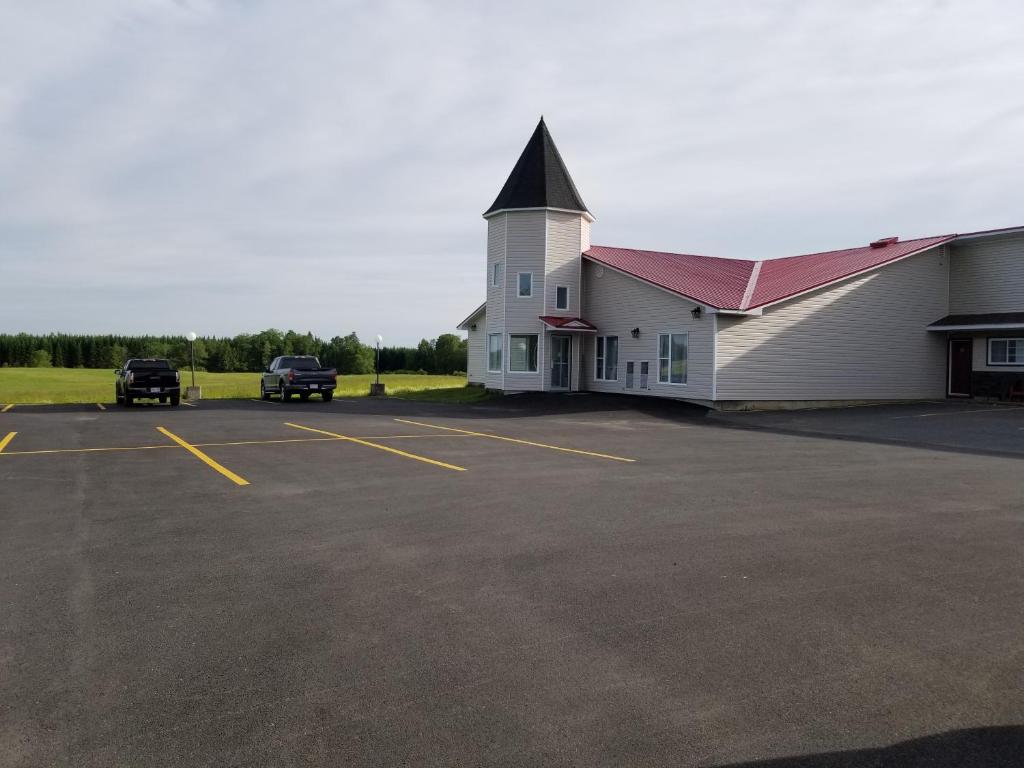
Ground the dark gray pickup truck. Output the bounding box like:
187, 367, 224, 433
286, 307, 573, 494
115, 359, 181, 406
260, 356, 337, 402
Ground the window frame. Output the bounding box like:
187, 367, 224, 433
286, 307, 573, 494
657, 332, 688, 385
517, 272, 533, 298
487, 333, 502, 373
491, 262, 502, 288
595, 335, 618, 381
507, 333, 539, 373
555, 285, 569, 310
987, 337, 1023, 366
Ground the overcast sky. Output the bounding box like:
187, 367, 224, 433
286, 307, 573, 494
2, 1, 1023, 345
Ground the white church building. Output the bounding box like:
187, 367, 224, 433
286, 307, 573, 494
457, 119, 1024, 409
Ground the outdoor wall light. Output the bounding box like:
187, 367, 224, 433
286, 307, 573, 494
691, 307, 702, 320
630, 327, 640, 339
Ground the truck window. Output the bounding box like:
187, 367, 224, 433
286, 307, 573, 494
280, 357, 320, 370
127, 360, 170, 370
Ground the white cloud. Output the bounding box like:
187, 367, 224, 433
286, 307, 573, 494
1, 0, 1023, 342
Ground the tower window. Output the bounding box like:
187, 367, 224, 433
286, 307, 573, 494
491, 262, 502, 287
517, 272, 533, 298
555, 285, 569, 310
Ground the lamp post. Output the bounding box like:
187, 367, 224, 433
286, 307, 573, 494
185, 332, 200, 400
370, 334, 385, 396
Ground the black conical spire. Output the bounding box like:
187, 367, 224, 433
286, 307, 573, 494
485, 118, 589, 216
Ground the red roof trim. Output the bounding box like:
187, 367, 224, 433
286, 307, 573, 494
539, 315, 598, 331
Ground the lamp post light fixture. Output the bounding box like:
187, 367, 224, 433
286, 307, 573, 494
185, 331, 201, 400
370, 334, 386, 396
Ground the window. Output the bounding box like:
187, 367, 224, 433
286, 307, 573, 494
658, 333, 688, 384
491, 262, 502, 287
595, 336, 618, 380
988, 338, 1023, 365
555, 285, 569, 310
517, 272, 532, 298
640, 361, 649, 389
508, 334, 538, 372
487, 333, 502, 372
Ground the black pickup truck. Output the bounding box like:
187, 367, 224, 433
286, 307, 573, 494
115, 359, 181, 406
261, 356, 337, 402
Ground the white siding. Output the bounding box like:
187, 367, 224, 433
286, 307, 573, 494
949, 233, 1024, 314
545, 211, 582, 317
715, 247, 949, 401
466, 310, 486, 384
580, 260, 715, 401
484, 215, 507, 390
502, 211, 547, 391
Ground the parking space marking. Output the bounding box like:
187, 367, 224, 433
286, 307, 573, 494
0, 432, 16, 453
156, 427, 250, 486
96, 403, 106, 411
892, 406, 1024, 419
1, 404, 14, 413
393, 418, 637, 463
181, 401, 197, 407
0, 433, 473, 458
285, 422, 466, 472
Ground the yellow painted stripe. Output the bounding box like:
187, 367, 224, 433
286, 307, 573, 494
0, 434, 472, 457
0, 432, 16, 453
156, 427, 250, 486
285, 422, 466, 472
1, 404, 13, 413
394, 418, 636, 463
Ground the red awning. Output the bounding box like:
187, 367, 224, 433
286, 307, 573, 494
539, 316, 598, 332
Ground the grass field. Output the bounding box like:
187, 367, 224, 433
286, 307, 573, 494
0, 368, 484, 405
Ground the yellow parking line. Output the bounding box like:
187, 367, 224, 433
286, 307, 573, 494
285, 422, 466, 472
0, 433, 473, 457
0, 432, 16, 453
1, 404, 13, 413
156, 427, 250, 486
393, 418, 636, 463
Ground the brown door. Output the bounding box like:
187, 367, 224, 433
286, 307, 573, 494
948, 339, 972, 397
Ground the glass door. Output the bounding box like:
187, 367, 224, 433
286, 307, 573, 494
550, 335, 570, 389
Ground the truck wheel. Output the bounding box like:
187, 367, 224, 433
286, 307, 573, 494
159, 396, 167, 404
300, 393, 310, 401
170, 394, 180, 406
280, 388, 291, 401
261, 382, 270, 401
124, 394, 133, 407
115, 386, 123, 405
322, 391, 333, 402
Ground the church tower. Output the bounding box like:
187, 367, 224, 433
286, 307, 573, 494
481, 118, 593, 392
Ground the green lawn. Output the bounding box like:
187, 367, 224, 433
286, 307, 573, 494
0, 368, 483, 405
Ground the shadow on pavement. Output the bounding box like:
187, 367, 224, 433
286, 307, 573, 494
708, 726, 1024, 768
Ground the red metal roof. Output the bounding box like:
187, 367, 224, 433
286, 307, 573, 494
747, 235, 955, 309
539, 316, 598, 331
584, 234, 956, 310
584, 246, 755, 309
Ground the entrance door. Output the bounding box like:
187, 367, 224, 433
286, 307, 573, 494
550, 335, 571, 389
948, 338, 972, 397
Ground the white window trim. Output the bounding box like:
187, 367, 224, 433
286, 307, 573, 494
555, 285, 569, 311
491, 262, 502, 288
657, 332, 689, 386
487, 333, 502, 373
987, 337, 1023, 366
507, 333, 539, 373
595, 335, 618, 381
516, 272, 533, 299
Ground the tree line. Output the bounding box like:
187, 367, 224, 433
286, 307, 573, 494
0, 330, 468, 375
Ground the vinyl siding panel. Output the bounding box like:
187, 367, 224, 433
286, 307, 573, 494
503, 211, 547, 390
466, 311, 486, 384
545, 211, 582, 317
580, 260, 714, 401
484, 215, 507, 390
949, 233, 1024, 314
715, 247, 949, 401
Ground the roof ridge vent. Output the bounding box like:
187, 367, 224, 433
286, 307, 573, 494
870, 236, 899, 249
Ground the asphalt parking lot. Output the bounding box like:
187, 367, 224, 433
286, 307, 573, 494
1, 395, 1022, 767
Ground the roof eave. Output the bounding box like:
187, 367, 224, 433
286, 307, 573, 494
456, 301, 487, 330
484, 206, 594, 223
